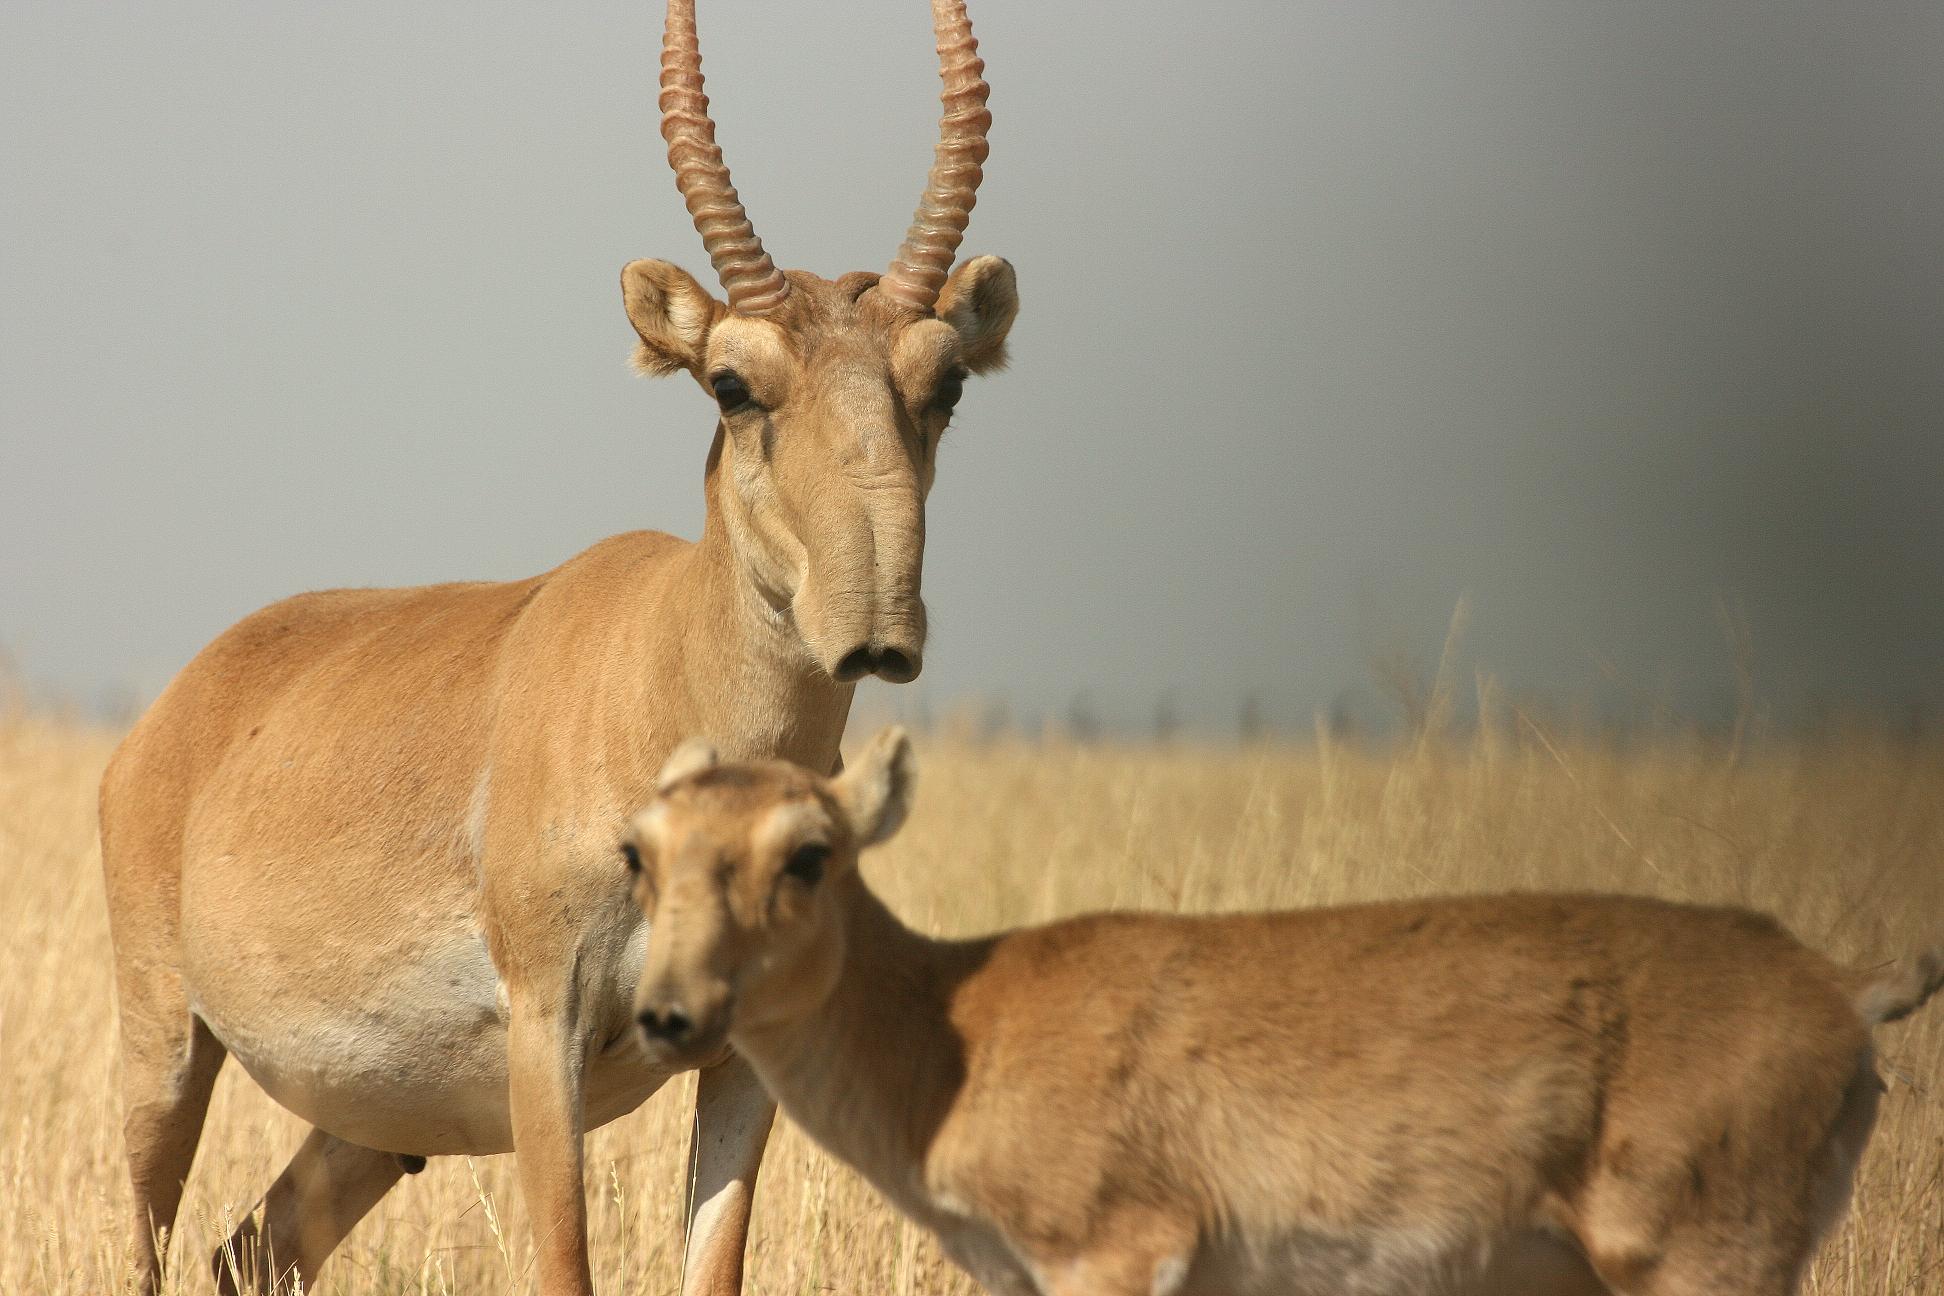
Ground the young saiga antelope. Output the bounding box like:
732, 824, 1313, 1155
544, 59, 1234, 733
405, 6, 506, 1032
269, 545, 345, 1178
625, 729, 1942, 1296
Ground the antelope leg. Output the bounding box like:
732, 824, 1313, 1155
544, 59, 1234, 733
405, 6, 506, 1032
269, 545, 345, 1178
211, 1127, 403, 1294
680, 1052, 777, 1296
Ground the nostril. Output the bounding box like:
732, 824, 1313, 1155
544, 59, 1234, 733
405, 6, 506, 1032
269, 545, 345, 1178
834, 646, 877, 682
875, 648, 918, 682
637, 1005, 693, 1043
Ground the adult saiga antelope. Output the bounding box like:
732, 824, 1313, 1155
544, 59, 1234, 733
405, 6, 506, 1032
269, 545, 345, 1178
626, 729, 1943, 1296
98, 3, 1017, 1292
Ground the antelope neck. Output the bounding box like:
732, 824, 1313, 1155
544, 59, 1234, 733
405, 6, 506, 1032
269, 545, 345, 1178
733, 885, 992, 1193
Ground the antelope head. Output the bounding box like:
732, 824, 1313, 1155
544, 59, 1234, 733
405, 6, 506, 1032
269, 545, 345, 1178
626, 728, 916, 1063
625, 0, 1018, 685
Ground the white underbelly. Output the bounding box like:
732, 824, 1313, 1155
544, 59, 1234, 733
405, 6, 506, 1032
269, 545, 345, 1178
188, 916, 668, 1155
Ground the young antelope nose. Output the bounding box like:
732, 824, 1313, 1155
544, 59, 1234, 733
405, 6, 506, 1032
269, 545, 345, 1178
835, 644, 921, 684
636, 1002, 694, 1045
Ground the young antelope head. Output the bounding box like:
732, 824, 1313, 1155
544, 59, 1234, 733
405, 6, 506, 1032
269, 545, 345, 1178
625, 727, 915, 1066
627, 0, 1018, 683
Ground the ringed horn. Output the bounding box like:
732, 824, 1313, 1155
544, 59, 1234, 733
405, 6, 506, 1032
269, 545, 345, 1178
658, 0, 992, 318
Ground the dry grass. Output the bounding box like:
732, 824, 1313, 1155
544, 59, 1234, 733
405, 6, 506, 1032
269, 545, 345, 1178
1, 710, 1939, 1294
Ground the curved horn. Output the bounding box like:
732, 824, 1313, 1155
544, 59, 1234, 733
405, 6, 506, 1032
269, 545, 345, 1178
660, 0, 789, 315
879, 0, 991, 315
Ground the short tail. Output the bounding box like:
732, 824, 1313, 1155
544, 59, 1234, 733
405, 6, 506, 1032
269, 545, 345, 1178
1852, 946, 1944, 1025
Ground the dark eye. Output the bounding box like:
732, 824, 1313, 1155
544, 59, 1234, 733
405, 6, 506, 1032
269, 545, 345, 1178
711, 371, 753, 412
783, 842, 829, 887
620, 842, 642, 875
931, 370, 966, 414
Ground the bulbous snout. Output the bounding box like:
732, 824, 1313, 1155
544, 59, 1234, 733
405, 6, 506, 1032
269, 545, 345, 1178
833, 642, 922, 684
805, 585, 927, 685
792, 458, 928, 686
802, 551, 928, 685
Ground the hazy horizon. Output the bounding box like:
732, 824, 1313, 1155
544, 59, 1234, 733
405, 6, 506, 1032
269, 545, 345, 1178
5, 2, 1941, 735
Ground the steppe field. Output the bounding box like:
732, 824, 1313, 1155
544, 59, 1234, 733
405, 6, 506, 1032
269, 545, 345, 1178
1, 707, 1939, 1295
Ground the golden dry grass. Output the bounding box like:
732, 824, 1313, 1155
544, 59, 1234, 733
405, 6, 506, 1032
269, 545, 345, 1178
1, 710, 1939, 1294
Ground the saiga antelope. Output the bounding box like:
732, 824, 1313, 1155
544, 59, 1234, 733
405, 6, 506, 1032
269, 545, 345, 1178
626, 729, 1944, 1296
98, 3, 1017, 1292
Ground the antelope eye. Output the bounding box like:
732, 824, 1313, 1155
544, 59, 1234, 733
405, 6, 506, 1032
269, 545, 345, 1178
931, 370, 965, 413
782, 842, 829, 887
620, 842, 642, 875
711, 371, 753, 412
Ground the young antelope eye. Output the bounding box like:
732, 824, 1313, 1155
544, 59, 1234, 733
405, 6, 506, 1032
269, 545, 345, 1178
620, 842, 642, 875
931, 370, 965, 413
711, 371, 753, 412
783, 842, 829, 887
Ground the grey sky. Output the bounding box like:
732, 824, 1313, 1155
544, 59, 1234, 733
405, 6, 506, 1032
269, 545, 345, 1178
4, 1, 1941, 733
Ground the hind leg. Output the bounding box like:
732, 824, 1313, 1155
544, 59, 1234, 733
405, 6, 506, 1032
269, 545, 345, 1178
1580, 1061, 1883, 1296
1580, 1191, 1816, 1296
118, 989, 227, 1293
211, 1127, 406, 1294
1577, 1158, 1821, 1296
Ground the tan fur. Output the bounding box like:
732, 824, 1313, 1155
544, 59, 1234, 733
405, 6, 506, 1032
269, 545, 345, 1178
99, 264, 1017, 1296
626, 730, 1940, 1296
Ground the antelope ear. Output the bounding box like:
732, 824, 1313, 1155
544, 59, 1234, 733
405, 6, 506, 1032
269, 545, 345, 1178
936, 255, 1018, 375
622, 259, 726, 378
834, 727, 916, 847
657, 737, 720, 790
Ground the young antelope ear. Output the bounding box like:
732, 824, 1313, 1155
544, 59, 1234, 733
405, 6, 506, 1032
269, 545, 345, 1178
936, 255, 1018, 375
835, 727, 917, 847
657, 737, 720, 790
621, 259, 726, 378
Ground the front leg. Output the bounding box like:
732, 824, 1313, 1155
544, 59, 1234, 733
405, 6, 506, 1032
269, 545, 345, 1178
508, 1001, 594, 1296
681, 1052, 777, 1296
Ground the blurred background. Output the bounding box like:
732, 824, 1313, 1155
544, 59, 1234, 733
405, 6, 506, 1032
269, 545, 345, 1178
4, 0, 1941, 739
